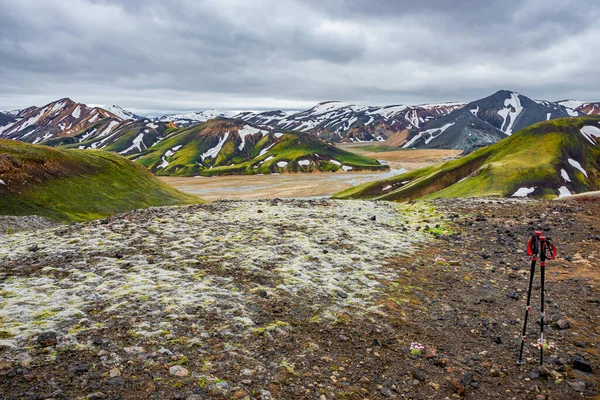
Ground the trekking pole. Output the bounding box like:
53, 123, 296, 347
537, 236, 557, 365
517, 231, 541, 365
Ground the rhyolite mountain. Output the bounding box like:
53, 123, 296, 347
402, 90, 578, 153
133, 118, 388, 176
0, 139, 200, 221
557, 100, 600, 116
0, 98, 123, 144
334, 116, 600, 201
45, 119, 176, 156
237, 101, 465, 143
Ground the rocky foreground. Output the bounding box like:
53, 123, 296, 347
0, 199, 598, 399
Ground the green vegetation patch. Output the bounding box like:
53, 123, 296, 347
334, 116, 600, 201
0, 140, 201, 221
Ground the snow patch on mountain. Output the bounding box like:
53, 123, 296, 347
119, 133, 146, 155
512, 187, 535, 197
580, 125, 600, 144
201, 132, 230, 161
103, 105, 139, 120
497, 92, 523, 134
71, 105, 81, 119
237, 125, 264, 151
558, 186, 571, 198
402, 122, 455, 148
568, 158, 588, 177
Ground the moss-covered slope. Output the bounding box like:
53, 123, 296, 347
333, 116, 600, 201
0, 140, 201, 221
134, 118, 388, 176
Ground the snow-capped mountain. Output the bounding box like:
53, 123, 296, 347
237, 101, 465, 143
403, 90, 578, 153
102, 105, 142, 120
0, 98, 123, 144
155, 110, 240, 126
557, 100, 600, 116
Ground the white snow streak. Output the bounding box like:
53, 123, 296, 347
497, 93, 523, 135
580, 125, 600, 144
119, 133, 145, 154
511, 187, 536, 197
71, 105, 81, 119
201, 132, 229, 161
560, 169, 571, 182
568, 158, 588, 177
558, 186, 571, 198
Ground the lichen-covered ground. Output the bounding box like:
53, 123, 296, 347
0, 199, 599, 399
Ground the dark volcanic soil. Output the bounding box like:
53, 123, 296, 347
0, 199, 598, 400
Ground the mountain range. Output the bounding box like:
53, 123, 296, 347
1, 90, 599, 176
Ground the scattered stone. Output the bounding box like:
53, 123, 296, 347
411, 367, 425, 382
509, 291, 519, 300
528, 371, 539, 380
553, 318, 571, 330
380, 387, 392, 397
37, 331, 57, 347
231, 390, 248, 399
336, 291, 348, 299
449, 260, 461, 266
451, 377, 465, 396
567, 379, 586, 392
169, 365, 189, 377
108, 376, 125, 388
549, 370, 563, 380
428, 382, 440, 390
338, 334, 349, 342
85, 392, 106, 400
370, 215, 377, 221
27, 244, 39, 252
258, 290, 268, 298
109, 368, 121, 378
460, 372, 474, 386
574, 341, 586, 348
572, 355, 593, 373
74, 363, 90, 373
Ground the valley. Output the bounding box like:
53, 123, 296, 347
161, 148, 459, 200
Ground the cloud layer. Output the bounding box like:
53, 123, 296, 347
1, 0, 599, 115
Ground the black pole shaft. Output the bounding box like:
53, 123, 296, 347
540, 263, 545, 365
539, 239, 547, 366
518, 258, 537, 364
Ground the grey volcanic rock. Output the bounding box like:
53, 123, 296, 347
403, 110, 506, 153
404, 90, 577, 152
0, 111, 16, 128
466, 90, 573, 134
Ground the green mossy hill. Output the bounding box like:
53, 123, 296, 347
333, 116, 600, 201
0, 140, 201, 221
134, 118, 388, 176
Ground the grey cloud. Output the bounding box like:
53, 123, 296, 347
0, 0, 599, 114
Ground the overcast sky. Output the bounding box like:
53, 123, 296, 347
1, 0, 599, 116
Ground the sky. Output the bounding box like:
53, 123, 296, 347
1, 0, 599, 116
